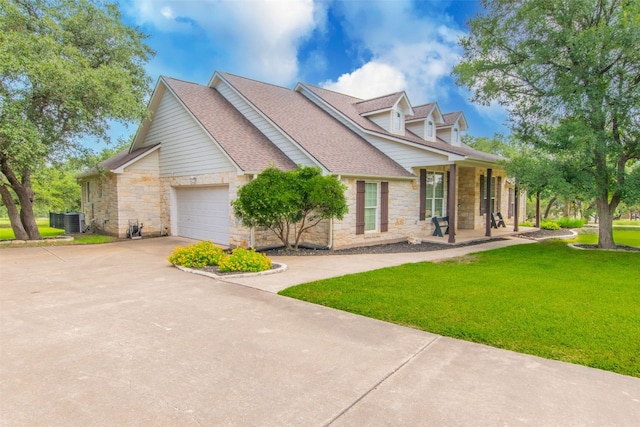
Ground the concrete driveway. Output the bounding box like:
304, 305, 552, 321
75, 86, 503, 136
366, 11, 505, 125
1, 237, 639, 426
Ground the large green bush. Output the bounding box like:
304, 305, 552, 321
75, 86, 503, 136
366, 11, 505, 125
233, 166, 348, 249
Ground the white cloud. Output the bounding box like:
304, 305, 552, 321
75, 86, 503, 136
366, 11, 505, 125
321, 62, 406, 99
126, 0, 321, 85
320, 0, 464, 103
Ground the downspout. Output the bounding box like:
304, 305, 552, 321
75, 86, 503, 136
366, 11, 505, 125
249, 174, 257, 249
328, 174, 340, 249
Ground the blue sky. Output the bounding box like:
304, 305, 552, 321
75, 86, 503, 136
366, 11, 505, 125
109, 0, 508, 147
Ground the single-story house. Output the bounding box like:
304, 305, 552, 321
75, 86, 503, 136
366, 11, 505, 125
78, 70, 525, 248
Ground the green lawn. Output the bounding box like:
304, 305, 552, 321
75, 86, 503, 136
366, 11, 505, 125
571, 226, 640, 248
280, 241, 640, 377
0, 218, 114, 244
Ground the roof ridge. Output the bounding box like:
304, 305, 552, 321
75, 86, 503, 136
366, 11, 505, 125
218, 71, 293, 92
354, 91, 405, 105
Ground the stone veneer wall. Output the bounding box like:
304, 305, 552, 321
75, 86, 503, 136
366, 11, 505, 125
80, 174, 119, 235
331, 177, 434, 249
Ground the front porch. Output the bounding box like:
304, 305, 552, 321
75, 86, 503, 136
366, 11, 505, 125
420, 225, 539, 245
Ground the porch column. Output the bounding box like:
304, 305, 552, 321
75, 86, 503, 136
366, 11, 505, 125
448, 164, 456, 244
485, 168, 492, 237
514, 183, 520, 232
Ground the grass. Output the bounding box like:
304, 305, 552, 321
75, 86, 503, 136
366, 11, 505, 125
613, 219, 640, 226
572, 227, 640, 248
280, 241, 640, 377
0, 218, 115, 245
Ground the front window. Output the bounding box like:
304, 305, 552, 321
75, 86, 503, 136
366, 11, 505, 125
427, 121, 434, 137
425, 171, 445, 217
364, 182, 379, 232
453, 128, 459, 143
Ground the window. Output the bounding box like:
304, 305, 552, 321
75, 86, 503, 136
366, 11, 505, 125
356, 181, 388, 234
453, 128, 459, 143
427, 121, 434, 138
392, 110, 403, 133
425, 171, 445, 217
86, 182, 91, 202
364, 183, 378, 232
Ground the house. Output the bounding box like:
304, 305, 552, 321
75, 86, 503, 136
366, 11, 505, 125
78, 71, 525, 248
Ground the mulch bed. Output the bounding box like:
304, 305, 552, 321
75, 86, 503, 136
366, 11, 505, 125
259, 237, 509, 257
259, 229, 588, 257
572, 244, 640, 252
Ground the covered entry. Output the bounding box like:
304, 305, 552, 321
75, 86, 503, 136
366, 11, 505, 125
174, 186, 229, 245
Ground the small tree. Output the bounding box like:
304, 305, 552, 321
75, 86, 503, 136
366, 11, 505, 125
233, 166, 348, 249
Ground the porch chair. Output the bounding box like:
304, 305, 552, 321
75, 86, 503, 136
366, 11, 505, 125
491, 212, 506, 229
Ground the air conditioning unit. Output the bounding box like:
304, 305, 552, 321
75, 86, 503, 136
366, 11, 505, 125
64, 213, 85, 234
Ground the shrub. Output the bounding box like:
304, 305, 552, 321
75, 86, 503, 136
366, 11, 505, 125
556, 217, 585, 228
168, 241, 225, 268
218, 247, 272, 273
519, 220, 534, 227
540, 220, 561, 230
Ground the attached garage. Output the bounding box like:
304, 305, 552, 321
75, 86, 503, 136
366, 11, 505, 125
174, 186, 230, 245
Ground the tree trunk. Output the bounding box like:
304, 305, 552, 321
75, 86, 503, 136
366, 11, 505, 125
0, 160, 42, 240
0, 184, 29, 240
595, 194, 616, 249
535, 192, 541, 228
543, 196, 556, 219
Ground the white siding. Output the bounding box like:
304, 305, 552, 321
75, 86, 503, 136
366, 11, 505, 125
123, 150, 159, 173
142, 91, 236, 178
216, 82, 316, 167
406, 122, 425, 139
367, 135, 449, 169
437, 128, 452, 144
368, 111, 391, 133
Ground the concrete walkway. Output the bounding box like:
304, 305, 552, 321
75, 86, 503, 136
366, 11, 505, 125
226, 237, 536, 293
1, 237, 639, 426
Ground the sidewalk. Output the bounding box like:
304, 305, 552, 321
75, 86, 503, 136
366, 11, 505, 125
225, 237, 536, 292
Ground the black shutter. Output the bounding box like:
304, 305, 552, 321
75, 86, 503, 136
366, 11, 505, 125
380, 182, 389, 232
419, 169, 426, 220
356, 180, 365, 235
480, 175, 486, 215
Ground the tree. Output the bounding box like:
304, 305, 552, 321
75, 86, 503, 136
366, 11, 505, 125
0, 0, 153, 240
233, 166, 348, 250
454, 0, 640, 249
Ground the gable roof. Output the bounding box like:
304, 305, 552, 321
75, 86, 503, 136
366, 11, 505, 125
407, 103, 440, 122
77, 143, 160, 178
355, 92, 413, 116
161, 77, 296, 173
217, 72, 413, 178
439, 111, 468, 131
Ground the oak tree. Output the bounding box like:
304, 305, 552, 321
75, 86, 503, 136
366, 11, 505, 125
0, 0, 153, 239
454, 0, 640, 248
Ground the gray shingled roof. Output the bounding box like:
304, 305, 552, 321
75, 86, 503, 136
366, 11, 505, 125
77, 144, 160, 178
439, 111, 463, 127
355, 92, 405, 115
408, 103, 437, 120
219, 72, 413, 178
162, 77, 297, 172
299, 84, 503, 163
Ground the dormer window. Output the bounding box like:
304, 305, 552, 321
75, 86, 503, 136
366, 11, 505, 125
453, 128, 459, 143
392, 111, 403, 133
427, 121, 434, 138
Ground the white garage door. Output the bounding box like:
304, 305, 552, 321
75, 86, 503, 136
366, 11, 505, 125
175, 186, 229, 245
